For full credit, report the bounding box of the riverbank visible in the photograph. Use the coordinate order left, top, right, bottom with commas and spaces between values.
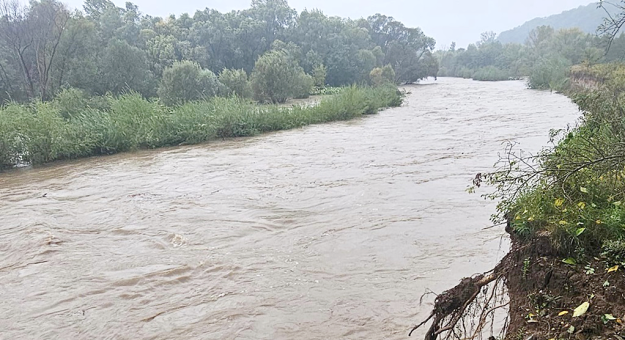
412, 67, 625, 340
0, 85, 402, 170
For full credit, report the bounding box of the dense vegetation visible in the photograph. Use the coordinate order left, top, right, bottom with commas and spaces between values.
497, 3, 615, 45
436, 26, 625, 89
0, 0, 438, 104
0, 0, 438, 168
473, 63, 625, 258
0, 85, 402, 169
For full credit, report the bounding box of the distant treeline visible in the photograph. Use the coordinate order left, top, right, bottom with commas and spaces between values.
0, 0, 438, 104
436, 27, 625, 90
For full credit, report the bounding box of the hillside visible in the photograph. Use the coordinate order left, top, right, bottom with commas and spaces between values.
498, 2, 610, 44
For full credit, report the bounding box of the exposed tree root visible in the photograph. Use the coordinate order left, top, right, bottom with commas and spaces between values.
409, 262, 509, 340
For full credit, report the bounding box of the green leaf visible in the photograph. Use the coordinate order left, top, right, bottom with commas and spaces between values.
562, 258, 577, 265
575, 228, 586, 237
573, 302, 590, 317
580, 187, 588, 193
605, 314, 616, 320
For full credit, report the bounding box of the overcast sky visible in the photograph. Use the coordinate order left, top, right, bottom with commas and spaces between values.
60, 0, 598, 48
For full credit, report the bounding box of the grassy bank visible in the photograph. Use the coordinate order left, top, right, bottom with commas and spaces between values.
479, 63, 625, 258
411, 64, 625, 340
0, 85, 402, 169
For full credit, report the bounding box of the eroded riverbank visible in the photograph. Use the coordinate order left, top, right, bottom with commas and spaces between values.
0, 78, 580, 339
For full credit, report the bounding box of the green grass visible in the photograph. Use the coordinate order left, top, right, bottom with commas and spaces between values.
0, 85, 402, 169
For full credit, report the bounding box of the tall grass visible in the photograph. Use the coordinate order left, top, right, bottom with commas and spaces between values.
0, 85, 402, 169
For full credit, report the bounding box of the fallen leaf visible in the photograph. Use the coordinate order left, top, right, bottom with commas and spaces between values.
573, 302, 590, 317
563, 258, 577, 265
559, 311, 569, 316
608, 265, 619, 273
605, 314, 616, 320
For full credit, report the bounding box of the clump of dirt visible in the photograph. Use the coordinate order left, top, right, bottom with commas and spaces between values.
411, 231, 625, 340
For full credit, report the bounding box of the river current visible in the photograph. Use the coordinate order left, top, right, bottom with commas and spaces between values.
0, 78, 580, 339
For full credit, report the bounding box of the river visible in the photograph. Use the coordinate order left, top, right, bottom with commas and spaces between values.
0, 78, 580, 339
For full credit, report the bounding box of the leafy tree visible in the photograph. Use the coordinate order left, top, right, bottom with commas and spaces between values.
99, 39, 155, 96
311, 64, 327, 88
370, 64, 395, 86
251, 49, 308, 103
158, 60, 223, 105
219, 68, 251, 98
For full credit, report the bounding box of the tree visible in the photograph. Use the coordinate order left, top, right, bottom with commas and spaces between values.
369, 64, 395, 86
251, 49, 308, 103
29, 0, 71, 100
219, 68, 251, 98
311, 64, 326, 88
0, 0, 34, 98
158, 60, 223, 105
99, 38, 155, 96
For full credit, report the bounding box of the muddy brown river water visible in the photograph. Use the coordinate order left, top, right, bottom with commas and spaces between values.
0, 78, 580, 340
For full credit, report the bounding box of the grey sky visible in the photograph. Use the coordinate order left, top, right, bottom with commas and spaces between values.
61, 0, 598, 48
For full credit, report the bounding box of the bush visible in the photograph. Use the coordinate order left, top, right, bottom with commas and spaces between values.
292, 73, 314, 99
251, 50, 311, 103
312, 65, 327, 89
219, 68, 252, 98
158, 61, 224, 106
458, 67, 474, 79
370, 64, 396, 86
528, 55, 571, 91
472, 66, 510, 81
52, 88, 90, 120
479, 67, 625, 256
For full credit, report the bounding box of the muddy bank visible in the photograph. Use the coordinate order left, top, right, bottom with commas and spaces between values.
412, 229, 625, 340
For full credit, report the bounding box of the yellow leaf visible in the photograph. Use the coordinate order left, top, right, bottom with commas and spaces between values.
559, 220, 568, 225
559, 311, 569, 316
555, 198, 565, 207
573, 302, 590, 317
596, 220, 602, 224
580, 187, 588, 193
617, 319, 622, 324
608, 265, 619, 273
577, 202, 586, 209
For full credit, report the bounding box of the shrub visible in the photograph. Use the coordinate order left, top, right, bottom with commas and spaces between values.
219, 68, 252, 98
52, 88, 90, 120
158, 61, 224, 106
292, 73, 314, 99
472, 66, 510, 81
312, 65, 327, 89
528, 55, 571, 91
370, 64, 396, 86
250, 50, 311, 103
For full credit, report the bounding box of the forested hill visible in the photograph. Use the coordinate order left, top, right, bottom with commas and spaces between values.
498, 3, 609, 44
